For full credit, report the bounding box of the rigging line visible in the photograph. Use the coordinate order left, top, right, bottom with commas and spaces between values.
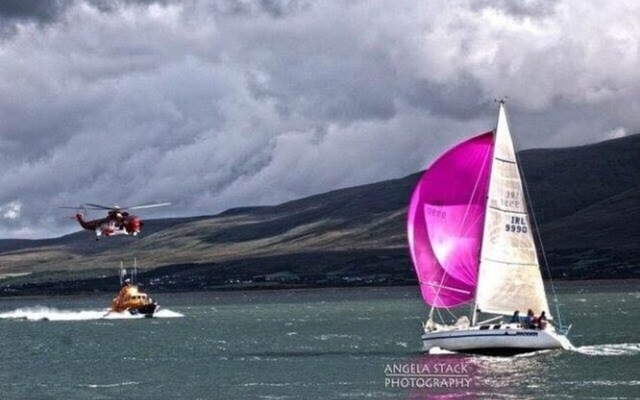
458, 213, 485, 281
435, 307, 443, 324
515, 144, 565, 330
435, 306, 458, 325
443, 304, 459, 322
421, 282, 470, 294
457, 140, 493, 237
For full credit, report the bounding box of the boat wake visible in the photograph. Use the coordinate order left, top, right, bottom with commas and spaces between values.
427, 346, 457, 355
571, 343, 640, 356
425, 343, 640, 357
0, 306, 184, 321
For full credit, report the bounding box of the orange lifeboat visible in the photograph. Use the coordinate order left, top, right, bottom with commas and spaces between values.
109, 260, 158, 316
110, 281, 158, 316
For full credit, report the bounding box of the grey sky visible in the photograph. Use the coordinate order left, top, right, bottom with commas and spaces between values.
0, 0, 638, 238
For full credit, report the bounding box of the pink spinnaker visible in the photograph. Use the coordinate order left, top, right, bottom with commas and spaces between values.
407, 132, 493, 308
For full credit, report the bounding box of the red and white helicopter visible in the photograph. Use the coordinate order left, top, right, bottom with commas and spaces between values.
61, 203, 170, 240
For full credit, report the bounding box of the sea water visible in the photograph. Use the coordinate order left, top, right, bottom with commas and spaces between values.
0, 281, 637, 399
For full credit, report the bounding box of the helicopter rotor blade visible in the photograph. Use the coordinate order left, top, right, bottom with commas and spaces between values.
59, 205, 91, 213
83, 203, 119, 211
125, 202, 171, 211
62, 202, 170, 212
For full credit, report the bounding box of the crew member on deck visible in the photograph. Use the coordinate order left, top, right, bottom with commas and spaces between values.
537, 311, 548, 330
524, 309, 535, 329
510, 310, 520, 324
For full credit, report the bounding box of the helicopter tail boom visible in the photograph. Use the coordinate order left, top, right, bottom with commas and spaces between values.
76, 213, 95, 231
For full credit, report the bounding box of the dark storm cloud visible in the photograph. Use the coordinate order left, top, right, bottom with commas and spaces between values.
0, 0, 638, 238
0, 0, 179, 21
0, 0, 70, 22
0, 0, 69, 37
0, 0, 179, 33
403, 75, 491, 121
246, 38, 399, 122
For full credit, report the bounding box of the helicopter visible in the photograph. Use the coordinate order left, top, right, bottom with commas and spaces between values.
60, 203, 170, 240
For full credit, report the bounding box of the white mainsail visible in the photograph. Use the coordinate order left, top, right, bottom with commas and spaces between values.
474, 103, 551, 318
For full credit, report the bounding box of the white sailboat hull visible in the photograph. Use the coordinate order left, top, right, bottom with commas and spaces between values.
422, 324, 566, 356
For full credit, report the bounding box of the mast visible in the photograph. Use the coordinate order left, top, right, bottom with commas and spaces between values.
119, 261, 124, 285
470, 101, 501, 326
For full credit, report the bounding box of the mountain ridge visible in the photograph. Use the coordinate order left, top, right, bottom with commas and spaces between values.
1, 134, 639, 293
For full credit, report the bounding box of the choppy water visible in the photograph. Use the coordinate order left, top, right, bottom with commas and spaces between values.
0, 282, 638, 399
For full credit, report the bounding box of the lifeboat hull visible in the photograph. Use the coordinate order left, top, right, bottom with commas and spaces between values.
130, 302, 159, 317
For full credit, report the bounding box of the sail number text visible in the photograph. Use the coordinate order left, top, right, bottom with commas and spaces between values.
425, 206, 446, 219
500, 190, 520, 209
505, 216, 528, 234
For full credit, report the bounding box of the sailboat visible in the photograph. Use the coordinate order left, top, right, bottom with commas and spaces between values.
408, 101, 571, 355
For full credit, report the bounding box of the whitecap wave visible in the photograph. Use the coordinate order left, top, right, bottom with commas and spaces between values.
78, 381, 140, 388
428, 346, 456, 355
314, 333, 361, 341
572, 343, 640, 356
0, 306, 184, 321
152, 309, 184, 318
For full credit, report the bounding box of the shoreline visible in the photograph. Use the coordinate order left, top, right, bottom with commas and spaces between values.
1, 278, 637, 299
